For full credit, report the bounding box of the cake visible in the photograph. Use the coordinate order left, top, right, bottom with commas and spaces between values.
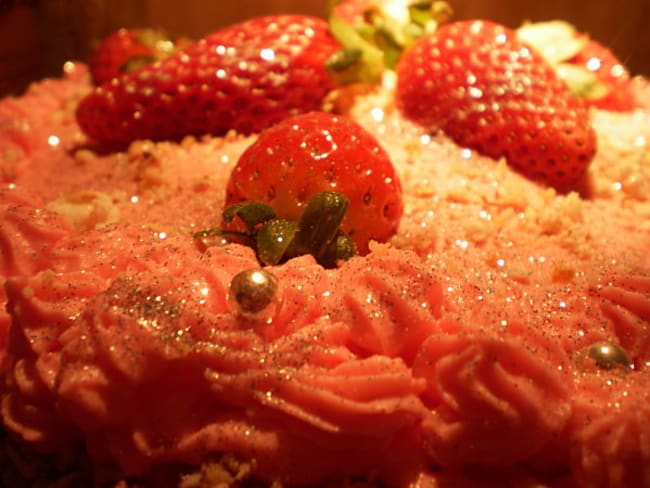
1, 2, 650, 487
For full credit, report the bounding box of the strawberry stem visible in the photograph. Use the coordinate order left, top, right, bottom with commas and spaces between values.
196, 192, 358, 268
326, 0, 452, 83
326, 9, 386, 84
326, 48, 363, 72
410, 1, 452, 31
193, 228, 255, 251
222, 201, 277, 233
120, 55, 158, 74
515, 21, 610, 101
294, 191, 349, 257
257, 219, 298, 265
319, 231, 357, 269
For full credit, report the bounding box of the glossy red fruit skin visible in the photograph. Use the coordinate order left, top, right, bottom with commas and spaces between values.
224, 112, 403, 255
395, 20, 597, 191
77, 15, 340, 147
569, 38, 638, 112
89, 28, 160, 85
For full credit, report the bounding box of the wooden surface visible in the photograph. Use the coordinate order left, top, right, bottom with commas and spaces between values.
1, 0, 649, 96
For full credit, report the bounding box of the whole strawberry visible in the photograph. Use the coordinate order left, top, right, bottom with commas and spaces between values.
396, 20, 597, 190
568, 37, 638, 111
516, 21, 639, 112
77, 15, 341, 147
89, 28, 179, 85
223, 111, 403, 256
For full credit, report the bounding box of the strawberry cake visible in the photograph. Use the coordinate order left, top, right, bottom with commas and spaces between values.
1, 2, 650, 487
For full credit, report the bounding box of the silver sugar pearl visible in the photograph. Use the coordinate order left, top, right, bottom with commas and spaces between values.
229, 268, 279, 319
588, 341, 633, 371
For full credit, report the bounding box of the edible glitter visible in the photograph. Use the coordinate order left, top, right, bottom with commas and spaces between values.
610, 64, 625, 78
63, 61, 76, 73
469, 87, 483, 99
585, 57, 601, 71
260, 48, 275, 61
371, 107, 385, 122
47, 135, 60, 147
460, 148, 473, 159
479, 210, 492, 221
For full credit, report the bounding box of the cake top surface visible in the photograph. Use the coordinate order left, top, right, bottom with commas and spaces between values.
1, 2, 650, 487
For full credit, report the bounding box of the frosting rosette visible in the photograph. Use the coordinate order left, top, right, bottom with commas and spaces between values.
412, 316, 571, 467
590, 272, 650, 366
2, 186, 650, 486
0, 201, 444, 484
568, 370, 650, 488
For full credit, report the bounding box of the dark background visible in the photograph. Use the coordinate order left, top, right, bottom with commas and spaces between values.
1, 0, 648, 97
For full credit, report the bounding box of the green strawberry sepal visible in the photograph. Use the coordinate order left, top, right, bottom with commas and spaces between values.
325, 0, 452, 84
195, 191, 358, 268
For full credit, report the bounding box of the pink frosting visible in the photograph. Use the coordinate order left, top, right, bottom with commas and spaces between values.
0, 199, 436, 483
413, 317, 571, 467
1, 65, 650, 488
0, 64, 89, 183
591, 273, 650, 366
2, 189, 650, 486
568, 370, 650, 488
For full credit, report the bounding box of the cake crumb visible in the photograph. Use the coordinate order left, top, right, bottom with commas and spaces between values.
46, 189, 121, 231
179, 456, 263, 488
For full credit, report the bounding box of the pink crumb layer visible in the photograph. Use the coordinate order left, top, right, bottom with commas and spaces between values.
0, 65, 649, 487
